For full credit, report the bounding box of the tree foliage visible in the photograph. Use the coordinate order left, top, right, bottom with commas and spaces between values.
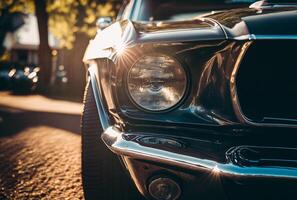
1, 0, 117, 49
48, 0, 116, 49
0, 0, 34, 15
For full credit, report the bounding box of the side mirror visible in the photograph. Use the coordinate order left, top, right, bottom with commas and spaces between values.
96, 17, 113, 30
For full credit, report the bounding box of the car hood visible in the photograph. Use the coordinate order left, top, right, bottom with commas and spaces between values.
83, 19, 224, 61
132, 19, 225, 43
206, 6, 297, 38
83, 5, 297, 62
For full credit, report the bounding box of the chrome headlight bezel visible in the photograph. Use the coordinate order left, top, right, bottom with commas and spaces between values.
125, 53, 189, 113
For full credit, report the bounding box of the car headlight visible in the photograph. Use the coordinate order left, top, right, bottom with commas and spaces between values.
127, 54, 187, 111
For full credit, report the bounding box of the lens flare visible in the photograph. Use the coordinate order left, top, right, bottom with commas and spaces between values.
212, 165, 221, 174
115, 42, 127, 56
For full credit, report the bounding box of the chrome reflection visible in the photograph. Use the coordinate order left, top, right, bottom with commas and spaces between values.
102, 126, 297, 179
235, 34, 297, 40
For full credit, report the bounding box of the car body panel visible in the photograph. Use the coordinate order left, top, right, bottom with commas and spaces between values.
83, 19, 226, 62
207, 7, 297, 38
83, 1, 297, 199
84, 5, 297, 64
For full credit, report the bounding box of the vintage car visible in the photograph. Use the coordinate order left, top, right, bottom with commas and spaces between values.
82, 0, 297, 199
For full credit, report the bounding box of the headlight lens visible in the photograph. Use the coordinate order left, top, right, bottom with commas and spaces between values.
127, 54, 187, 111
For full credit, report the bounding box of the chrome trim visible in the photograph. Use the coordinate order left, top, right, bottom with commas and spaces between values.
234, 34, 297, 40
205, 17, 229, 39
234, 34, 256, 40
254, 35, 297, 40
250, 1, 297, 9
230, 42, 253, 124
88, 63, 110, 130
102, 126, 297, 179
131, 0, 143, 21
230, 41, 297, 128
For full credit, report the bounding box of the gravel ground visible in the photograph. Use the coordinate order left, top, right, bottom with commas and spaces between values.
0, 93, 84, 200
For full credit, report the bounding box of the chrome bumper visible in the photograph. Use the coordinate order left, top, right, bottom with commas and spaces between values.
102, 126, 297, 180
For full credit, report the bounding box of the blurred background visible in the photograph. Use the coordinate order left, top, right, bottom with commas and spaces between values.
0, 0, 120, 99
0, 1, 120, 199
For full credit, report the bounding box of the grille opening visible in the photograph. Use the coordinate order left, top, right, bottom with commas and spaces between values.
236, 40, 297, 123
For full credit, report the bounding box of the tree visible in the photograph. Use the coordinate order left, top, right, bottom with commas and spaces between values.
34, 0, 52, 89
0, 0, 118, 93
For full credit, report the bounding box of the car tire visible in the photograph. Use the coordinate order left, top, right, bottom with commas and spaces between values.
81, 79, 144, 200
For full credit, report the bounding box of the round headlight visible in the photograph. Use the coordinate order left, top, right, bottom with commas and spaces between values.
127, 54, 187, 111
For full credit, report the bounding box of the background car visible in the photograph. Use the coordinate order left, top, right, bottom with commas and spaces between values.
10, 64, 39, 94
0, 62, 40, 93
82, 0, 297, 200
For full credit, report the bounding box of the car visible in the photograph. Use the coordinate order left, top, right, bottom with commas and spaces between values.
82, 0, 297, 199
0, 62, 39, 93
10, 65, 39, 93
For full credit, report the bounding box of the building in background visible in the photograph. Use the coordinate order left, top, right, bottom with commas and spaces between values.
4, 14, 60, 65
3, 14, 68, 89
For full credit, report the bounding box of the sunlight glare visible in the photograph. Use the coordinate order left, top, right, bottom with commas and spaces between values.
115, 42, 127, 56
212, 165, 220, 174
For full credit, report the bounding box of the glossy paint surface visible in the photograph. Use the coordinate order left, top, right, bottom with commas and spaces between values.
207, 6, 297, 38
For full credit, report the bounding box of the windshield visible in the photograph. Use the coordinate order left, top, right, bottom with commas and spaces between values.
138, 0, 257, 21
137, 0, 259, 21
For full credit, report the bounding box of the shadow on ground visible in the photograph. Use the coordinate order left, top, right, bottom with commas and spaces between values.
0, 106, 81, 136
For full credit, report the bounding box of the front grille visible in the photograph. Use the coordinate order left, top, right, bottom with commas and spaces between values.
236, 40, 297, 123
